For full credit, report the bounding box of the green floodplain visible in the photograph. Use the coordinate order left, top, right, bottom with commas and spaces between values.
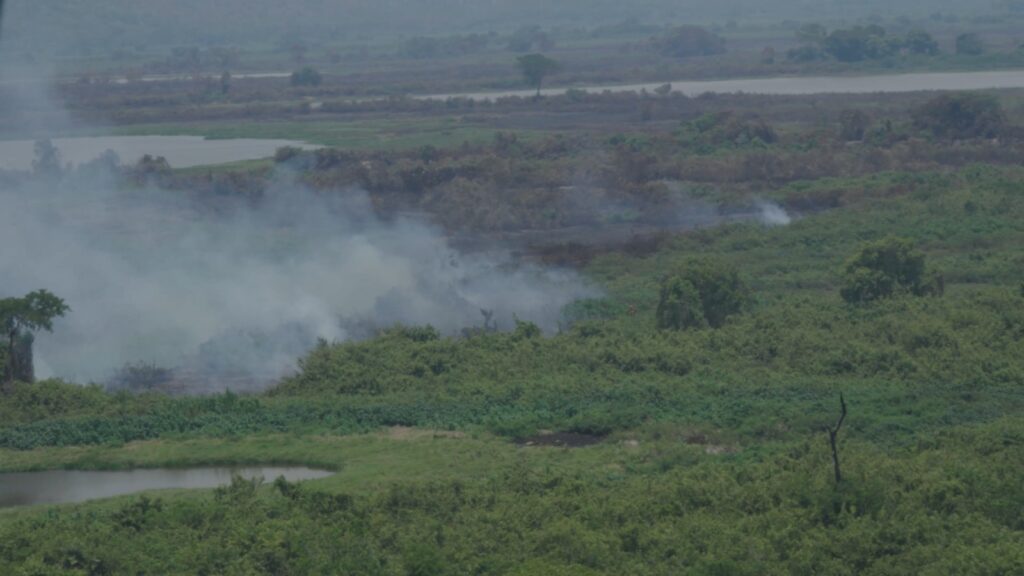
2, 3, 1024, 574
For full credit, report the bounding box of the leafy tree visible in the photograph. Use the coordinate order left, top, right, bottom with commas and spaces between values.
0, 290, 69, 387
823, 26, 896, 62
290, 66, 322, 87
840, 237, 939, 303
955, 33, 985, 55
653, 26, 726, 58
656, 259, 750, 330
516, 54, 560, 97
903, 30, 939, 55
32, 139, 62, 177
912, 93, 1005, 139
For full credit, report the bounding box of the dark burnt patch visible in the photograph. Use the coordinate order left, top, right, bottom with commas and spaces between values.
516, 432, 606, 448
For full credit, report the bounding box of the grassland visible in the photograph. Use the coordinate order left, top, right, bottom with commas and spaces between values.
3, 10, 1024, 569
0, 161, 1022, 573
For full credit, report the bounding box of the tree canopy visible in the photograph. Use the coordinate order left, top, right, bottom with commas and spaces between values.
516, 54, 560, 97
290, 67, 323, 87
840, 237, 940, 303
656, 259, 750, 330
912, 93, 1006, 140
955, 33, 985, 55
1, 290, 69, 386
652, 26, 726, 58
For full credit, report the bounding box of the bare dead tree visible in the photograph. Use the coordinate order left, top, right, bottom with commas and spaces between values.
480, 309, 496, 332
826, 393, 847, 485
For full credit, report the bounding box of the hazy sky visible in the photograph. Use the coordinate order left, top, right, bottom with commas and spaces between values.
2, 0, 992, 53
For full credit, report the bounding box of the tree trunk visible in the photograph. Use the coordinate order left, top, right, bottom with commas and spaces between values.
827, 393, 847, 485
4, 329, 15, 389
14, 332, 34, 383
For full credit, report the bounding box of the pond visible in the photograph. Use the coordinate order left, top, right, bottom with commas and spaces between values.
0, 135, 318, 172
0, 467, 333, 508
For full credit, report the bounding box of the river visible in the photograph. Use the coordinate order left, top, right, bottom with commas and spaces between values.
0, 467, 333, 508
419, 69, 1024, 101
0, 135, 318, 171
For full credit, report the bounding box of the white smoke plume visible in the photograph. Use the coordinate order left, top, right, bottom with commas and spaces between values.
756, 200, 792, 227
0, 168, 595, 388
0, 2, 595, 391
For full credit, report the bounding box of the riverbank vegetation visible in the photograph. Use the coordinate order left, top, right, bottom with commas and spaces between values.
3, 3, 1024, 570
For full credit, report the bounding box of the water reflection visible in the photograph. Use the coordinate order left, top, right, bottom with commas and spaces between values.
0, 467, 332, 508
422, 69, 1024, 101
0, 136, 318, 172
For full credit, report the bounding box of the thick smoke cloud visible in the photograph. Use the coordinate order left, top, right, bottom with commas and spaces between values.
0, 4, 594, 392
0, 167, 595, 389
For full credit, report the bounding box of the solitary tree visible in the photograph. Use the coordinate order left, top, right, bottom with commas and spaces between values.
840, 237, 941, 304
32, 139, 63, 177
955, 33, 985, 55
0, 290, 69, 388
290, 67, 322, 87
657, 259, 751, 330
904, 30, 939, 55
220, 70, 232, 95
516, 54, 560, 98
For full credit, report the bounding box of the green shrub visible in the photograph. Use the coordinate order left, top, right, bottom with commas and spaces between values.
656, 259, 751, 330
955, 33, 985, 55
840, 237, 940, 303
290, 67, 323, 87
912, 93, 1005, 140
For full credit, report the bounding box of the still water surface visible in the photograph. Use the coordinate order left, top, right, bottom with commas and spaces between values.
0, 467, 333, 508
0, 135, 317, 172
422, 69, 1024, 101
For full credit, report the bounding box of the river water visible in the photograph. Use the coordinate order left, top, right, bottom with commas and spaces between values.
420, 69, 1024, 101
0, 467, 333, 508
0, 135, 317, 172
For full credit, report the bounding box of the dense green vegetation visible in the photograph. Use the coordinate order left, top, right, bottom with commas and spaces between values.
4, 0, 1024, 572
0, 291, 69, 388
1, 162, 1022, 573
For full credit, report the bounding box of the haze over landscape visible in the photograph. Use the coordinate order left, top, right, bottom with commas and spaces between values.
0, 0, 1023, 573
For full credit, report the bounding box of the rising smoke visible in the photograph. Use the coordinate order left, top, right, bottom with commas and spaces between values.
756, 200, 793, 227
0, 164, 595, 389
0, 8, 594, 390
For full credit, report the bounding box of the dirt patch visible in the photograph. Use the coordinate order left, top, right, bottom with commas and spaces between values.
516, 432, 606, 448
385, 426, 465, 441
682, 432, 738, 455
684, 433, 709, 445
